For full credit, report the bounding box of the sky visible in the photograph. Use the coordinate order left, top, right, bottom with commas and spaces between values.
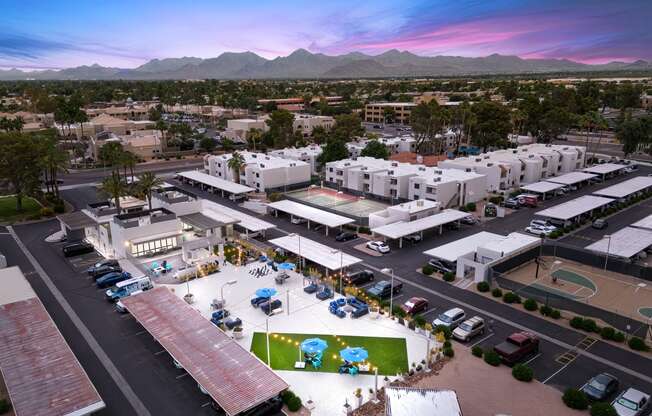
0, 0, 650, 70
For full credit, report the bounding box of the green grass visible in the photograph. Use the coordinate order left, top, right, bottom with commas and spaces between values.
0, 196, 41, 223
250, 332, 409, 375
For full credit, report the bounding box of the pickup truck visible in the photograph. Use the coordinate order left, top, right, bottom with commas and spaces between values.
366, 280, 403, 299
494, 332, 539, 365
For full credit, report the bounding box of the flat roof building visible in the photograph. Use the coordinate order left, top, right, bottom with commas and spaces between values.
365, 102, 416, 125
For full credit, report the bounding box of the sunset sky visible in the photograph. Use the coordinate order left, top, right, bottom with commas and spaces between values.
1, 0, 650, 69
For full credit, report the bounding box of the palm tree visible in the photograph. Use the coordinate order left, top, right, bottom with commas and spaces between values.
137, 172, 164, 210
227, 151, 245, 184
100, 172, 126, 212
248, 128, 262, 152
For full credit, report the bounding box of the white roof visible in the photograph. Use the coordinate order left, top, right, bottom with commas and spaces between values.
372, 209, 469, 240
385, 387, 462, 416
521, 181, 565, 194
535, 195, 614, 221
545, 171, 597, 185
482, 232, 541, 256
268, 235, 362, 270
178, 170, 255, 194
593, 176, 652, 199
423, 231, 504, 263
585, 227, 652, 258
631, 214, 652, 231
0, 266, 37, 306
583, 163, 626, 175
202, 200, 276, 232
267, 199, 354, 228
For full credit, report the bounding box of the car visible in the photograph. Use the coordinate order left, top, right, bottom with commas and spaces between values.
96, 271, 132, 289
366, 241, 390, 254
290, 217, 307, 225
343, 270, 374, 286
366, 280, 403, 299
87, 259, 120, 275
428, 258, 455, 275
452, 316, 486, 342
581, 373, 619, 401
589, 176, 604, 184
494, 332, 539, 365
89, 264, 122, 280
612, 388, 650, 416
592, 219, 608, 230
525, 225, 556, 236
62, 241, 95, 257
400, 297, 429, 315
335, 231, 358, 242
503, 198, 521, 209
404, 233, 422, 243
210, 309, 231, 325
561, 186, 571, 193
569, 185, 579, 191
432, 308, 466, 329
461, 215, 478, 225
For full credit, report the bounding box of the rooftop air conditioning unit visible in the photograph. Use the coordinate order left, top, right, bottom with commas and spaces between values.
392, 162, 398, 167
418, 167, 426, 171
417, 200, 424, 207
475, 158, 482, 162
487, 163, 493, 167
260, 164, 265, 168
466, 168, 472, 172
484, 156, 490, 159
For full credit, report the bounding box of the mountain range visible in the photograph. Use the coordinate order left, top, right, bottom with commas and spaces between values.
1, 49, 650, 81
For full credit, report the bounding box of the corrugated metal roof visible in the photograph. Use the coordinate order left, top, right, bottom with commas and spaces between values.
385, 387, 462, 416
121, 287, 287, 416
56, 211, 96, 230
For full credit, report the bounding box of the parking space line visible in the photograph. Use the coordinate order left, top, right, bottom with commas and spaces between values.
523, 353, 542, 365
469, 332, 495, 348
175, 373, 189, 380
421, 308, 438, 316
543, 361, 573, 384
154, 350, 167, 356
201, 402, 211, 408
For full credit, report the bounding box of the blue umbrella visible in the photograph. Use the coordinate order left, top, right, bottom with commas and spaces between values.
150, 261, 160, 269
278, 262, 296, 271
301, 338, 328, 354
255, 288, 278, 298
340, 347, 368, 363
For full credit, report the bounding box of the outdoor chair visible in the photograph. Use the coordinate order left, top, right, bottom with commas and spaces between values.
316, 287, 333, 300
336, 298, 347, 307
303, 283, 318, 294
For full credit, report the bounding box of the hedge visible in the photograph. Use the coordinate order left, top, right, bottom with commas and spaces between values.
589, 402, 618, 416
476, 281, 490, 292
287, 396, 302, 412
443, 347, 455, 358
434, 325, 452, 340
491, 288, 503, 298
483, 350, 501, 366
628, 337, 650, 351
523, 298, 538, 311
471, 346, 483, 357
562, 388, 589, 410
512, 363, 534, 382
443, 272, 455, 282
502, 292, 521, 304
422, 264, 435, 275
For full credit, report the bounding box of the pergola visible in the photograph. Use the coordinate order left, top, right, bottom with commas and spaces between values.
177, 170, 255, 198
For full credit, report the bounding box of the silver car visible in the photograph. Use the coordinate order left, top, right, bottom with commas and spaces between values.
452, 316, 486, 341
432, 307, 466, 330
612, 388, 650, 416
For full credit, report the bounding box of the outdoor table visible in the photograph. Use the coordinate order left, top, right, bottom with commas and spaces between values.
341, 305, 354, 313
294, 361, 306, 369
357, 364, 370, 372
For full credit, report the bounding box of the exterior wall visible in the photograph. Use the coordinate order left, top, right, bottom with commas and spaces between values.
293, 115, 334, 137
364, 103, 416, 124
110, 218, 180, 258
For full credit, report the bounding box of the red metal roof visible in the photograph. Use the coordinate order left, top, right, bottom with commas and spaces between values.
121, 287, 288, 416
0, 298, 105, 416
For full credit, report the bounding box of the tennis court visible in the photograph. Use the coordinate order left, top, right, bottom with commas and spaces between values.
285, 187, 389, 218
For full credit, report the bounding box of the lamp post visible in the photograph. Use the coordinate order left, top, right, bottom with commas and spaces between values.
331, 249, 344, 293
220, 279, 237, 306
604, 235, 612, 271
381, 268, 395, 318
289, 233, 302, 273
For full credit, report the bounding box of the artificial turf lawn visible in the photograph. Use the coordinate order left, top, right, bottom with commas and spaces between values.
250, 332, 409, 375
0, 196, 40, 223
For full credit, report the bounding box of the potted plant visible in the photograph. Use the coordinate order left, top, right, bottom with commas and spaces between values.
233, 326, 244, 339
183, 293, 195, 304
354, 388, 363, 408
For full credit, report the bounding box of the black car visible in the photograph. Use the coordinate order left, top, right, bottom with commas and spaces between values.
367, 280, 402, 299
581, 373, 619, 401
335, 231, 358, 242
343, 270, 374, 286
62, 241, 95, 257
89, 264, 122, 279
87, 259, 119, 275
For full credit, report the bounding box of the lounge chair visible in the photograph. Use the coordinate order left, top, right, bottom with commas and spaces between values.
316, 287, 334, 300
303, 283, 318, 294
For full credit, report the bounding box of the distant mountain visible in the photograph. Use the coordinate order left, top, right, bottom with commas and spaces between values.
0, 50, 650, 80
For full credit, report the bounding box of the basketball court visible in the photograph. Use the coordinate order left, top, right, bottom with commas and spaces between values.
285, 187, 389, 218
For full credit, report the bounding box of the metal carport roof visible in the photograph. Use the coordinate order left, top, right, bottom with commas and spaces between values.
56, 211, 96, 230
521, 181, 564, 194
268, 199, 355, 228
179, 212, 228, 230
202, 200, 276, 233
585, 227, 652, 259
545, 172, 596, 185
535, 195, 614, 221
423, 231, 504, 263
371, 209, 469, 240
583, 163, 626, 175
268, 234, 362, 270
593, 176, 652, 199
178, 170, 255, 194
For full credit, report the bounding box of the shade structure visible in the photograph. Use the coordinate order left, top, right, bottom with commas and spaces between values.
340, 347, 368, 362
277, 262, 296, 271
301, 338, 328, 354
255, 288, 278, 298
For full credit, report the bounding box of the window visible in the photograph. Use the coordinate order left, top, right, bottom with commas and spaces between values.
414, 183, 420, 189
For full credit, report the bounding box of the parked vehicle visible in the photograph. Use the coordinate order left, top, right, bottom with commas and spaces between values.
89, 264, 122, 280
290, 217, 307, 225
87, 259, 119, 275
210, 309, 230, 325
343, 270, 374, 286
428, 258, 456, 275
404, 234, 422, 243
260, 299, 282, 315
62, 241, 95, 257
494, 332, 539, 365
432, 308, 466, 329
503, 198, 521, 209
452, 316, 486, 342
525, 225, 556, 236
366, 280, 402, 299
96, 271, 132, 289
105, 276, 152, 302
592, 219, 608, 230
612, 388, 649, 416
366, 241, 390, 254
589, 176, 604, 184
335, 231, 358, 242
516, 194, 539, 208
400, 297, 428, 315
581, 373, 619, 401
461, 215, 478, 225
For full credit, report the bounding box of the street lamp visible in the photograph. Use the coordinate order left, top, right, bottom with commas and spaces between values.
604, 235, 612, 271
331, 249, 344, 293
381, 268, 395, 318
220, 279, 238, 306
289, 233, 301, 273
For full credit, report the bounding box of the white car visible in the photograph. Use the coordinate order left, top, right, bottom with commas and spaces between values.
291, 217, 307, 225
366, 241, 390, 254
525, 225, 556, 236
612, 388, 650, 416
432, 307, 466, 329
452, 316, 486, 342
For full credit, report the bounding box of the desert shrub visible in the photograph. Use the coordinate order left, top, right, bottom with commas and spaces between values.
40, 207, 54, 217
0, 399, 10, 414
628, 337, 650, 351
612, 332, 625, 343
392, 305, 406, 318
476, 281, 490, 292
465, 202, 477, 212
502, 292, 521, 304
281, 390, 296, 404
443, 347, 455, 357
589, 402, 617, 416
483, 350, 501, 366
570, 316, 584, 329
512, 363, 534, 382
434, 325, 452, 340
443, 340, 452, 349
413, 315, 426, 328
581, 318, 599, 333
600, 327, 616, 340
550, 309, 561, 319
287, 396, 302, 412
422, 264, 435, 275
471, 345, 483, 357
269, 192, 283, 202
359, 227, 370, 234
562, 388, 589, 410
491, 288, 503, 298
523, 298, 538, 311
443, 272, 455, 282
53, 201, 65, 213
539, 305, 552, 316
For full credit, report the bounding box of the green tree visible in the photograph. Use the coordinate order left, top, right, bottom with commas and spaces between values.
199, 137, 216, 153
619, 116, 652, 156
266, 109, 295, 148
41, 138, 69, 197
137, 172, 164, 210
311, 125, 327, 145
98, 141, 125, 176
99, 172, 126, 212
227, 151, 245, 184
247, 128, 262, 152
0, 132, 42, 211
318, 139, 348, 164
331, 113, 365, 142
360, 139, 389, 159
470, 101, 512, 152
410, 101, 448, 154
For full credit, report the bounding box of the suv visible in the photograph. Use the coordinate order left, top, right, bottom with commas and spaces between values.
87, 259, 119, 275
366, 241, 390, 254
96, 271, 132, 289
62, 241, 95, 257
400, 297, 428, 315
89, 264, 122, 280
428, 259, 455, 275
592, 219, 608, 230
432, 308, 466, 329
503, 198, 520, 209
452, 316, 486, 341
343, 270, 374, 286
367, 280, 402, 299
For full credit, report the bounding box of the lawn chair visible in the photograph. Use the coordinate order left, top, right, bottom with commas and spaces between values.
303, 282, 318, 294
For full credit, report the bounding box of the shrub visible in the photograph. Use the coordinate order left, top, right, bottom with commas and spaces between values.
539, 305, 552, 316
392, 305, 406, 318
287, 396, 302, 412
600, 326, 616, 340
562, 388, 589, 410
476, 281, 490, 292
281, 390, 296, 404
40, 207, 55, 217
422, 264, 435, 275
269, 192, 283, 202
483, 350, 501, 366
491, 288, 503, 298
628, 337, 650, 351
502, 292, 521, 304
0, 399, 10, 414
612, 332, 625, 343
465, 202, 477, 212
581, 318, 599, 333
53, 201, 65, 213
443, 272, 455, 282
359, 227, 371, 234
523, 298, 538, 311
471, 345, 483, 357
413, 314, 426, 328
434, 324, 452, 340
550, 309, 561, 319
443, 340, 452, 349
512, 363, 534, 382
443, 347, 455, 358
489, 196, 503, 204
590, 402, 618, 416
570, 316, 584, 329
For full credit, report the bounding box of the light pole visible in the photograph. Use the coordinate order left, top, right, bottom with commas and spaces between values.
331, 249, 344, 293
220, 279, 237, 307
290, 233, 302, 273
381, 268, 394, 318
604, 235, 612, 271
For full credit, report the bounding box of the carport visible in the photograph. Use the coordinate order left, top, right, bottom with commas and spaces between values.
631, 214, 652, 231
586, 227, 652, 261
267, 199, 354, 235
268, 234, 362, 275
177, 170, 255, 199
583, 163, 627, 180
203, 200, 276, 237
545, 171, 597, 187
520, 181, 565, 200
534, 195, 614, 226
592, 176, 652, 201
56, 210, 96, 241
371, 209, 470, 248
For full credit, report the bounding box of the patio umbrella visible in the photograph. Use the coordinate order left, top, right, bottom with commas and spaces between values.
277, 262, 296, 271
300, 338, 328, 354
340, 347, 368, 363
255, 288, 278, 298
150, 261, 160, 269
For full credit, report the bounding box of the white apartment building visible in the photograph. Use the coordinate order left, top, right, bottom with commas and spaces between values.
269, 145, 322, 174
347, 136, 417, 158
293, 114, 334, 137
223, 118, 269, 141
368, 199, 440, 229
205, 151, 311, 192
325, 157, 486, 208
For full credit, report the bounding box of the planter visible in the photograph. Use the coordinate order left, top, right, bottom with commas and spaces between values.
183, 293, 195, 304
233, 327, 244, 339
355, 395, 363, 408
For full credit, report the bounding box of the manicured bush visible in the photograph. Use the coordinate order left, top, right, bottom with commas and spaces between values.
443, 340, 452, 349
581, 318, 599, 333
443, 272, 455, 282
600, 326, 616, 340
476, 281, 490, 292
512, 363, 534, 382
0, 399, 10, 414
491, 288, 503, 298
40, 206, 54, 217
590, 402, 618, 416
612, 331, 625, 343
422, 264, 435, 275
502, 292, 521, 304
550, 309, 561, 319
281, 390, 296, 404
471, 345, 483, 357
392, 305, 407, 318
523, 298, 538, 311
483, 350, 501, 366
628, 337, 650, 351
465, 202, 477, 212
359, 227, 371, 234
539, 305, 552, 316
443, 347, 455, 358
562, 388, 589, 410
570, 316, 584, 329
434, 324, 452, 340
413, 314, 426, 328
287, 396, 302, 412
53, 201, 65, 213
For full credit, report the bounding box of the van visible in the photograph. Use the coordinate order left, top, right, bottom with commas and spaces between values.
105, 276, 153, 302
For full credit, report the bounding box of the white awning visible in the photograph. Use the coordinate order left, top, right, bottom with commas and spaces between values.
585, 227, 652, 259
535, 195, 614, 221
268, 235, 362, 270
423, 231, 504, 263
545, 172, 596, 185
268, 199, 354, 228
177, 170, 255, 194
371, 209, 469, 240
583, 163, 626, 175
202, 200, 275, 233
593, 176, 652, 199
521, 181, 564, 194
